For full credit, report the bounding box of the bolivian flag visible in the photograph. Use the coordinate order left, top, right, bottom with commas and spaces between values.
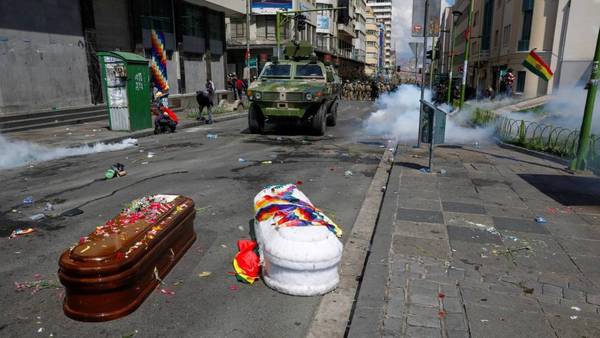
522, 49, 553, 81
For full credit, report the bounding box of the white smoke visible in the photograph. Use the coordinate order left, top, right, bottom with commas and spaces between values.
0, 135, 138, 170
364, 85, 494, 143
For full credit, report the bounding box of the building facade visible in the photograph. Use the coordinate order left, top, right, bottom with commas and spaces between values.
440, 0, 600, 99
366, 0, 392, 70
0, 0, 244, 115
364, 6, 380, 76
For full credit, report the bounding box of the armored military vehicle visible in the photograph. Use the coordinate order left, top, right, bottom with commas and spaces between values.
247, 42, 341, 135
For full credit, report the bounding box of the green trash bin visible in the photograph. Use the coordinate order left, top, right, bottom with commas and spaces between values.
98, 51, 152, 131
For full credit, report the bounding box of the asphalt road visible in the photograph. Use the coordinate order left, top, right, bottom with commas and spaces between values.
0, 101, 387, 338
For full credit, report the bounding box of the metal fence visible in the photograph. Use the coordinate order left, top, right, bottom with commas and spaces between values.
473, 109, 600, 173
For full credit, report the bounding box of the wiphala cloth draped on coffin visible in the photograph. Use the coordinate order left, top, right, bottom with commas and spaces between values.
254, 184, 342, 237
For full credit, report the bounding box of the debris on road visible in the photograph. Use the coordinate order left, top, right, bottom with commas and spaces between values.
159, 288, 176, 296
534, 216, 547, 224
14, 278, 61, 294
9, 228, 36, 238
30, 213, 45, 221
238, 158, 247, 163
23, 196, 34, 205
571, 306, 581, 311
206, 133, 218, 139
43, 202, 54, 212
198, 272, 212, 278
440, 169, 447, 175
419, 168, 431, 173
344, 170, 353, 177
61, 208, 84, 217
147, 152, 155, 158
261, 160, 272, 164
105, 163, 126, 179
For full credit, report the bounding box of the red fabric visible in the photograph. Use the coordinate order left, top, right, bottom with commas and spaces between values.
162, 107, 179, 123
236, 79, 244, 90
234, 239, 260, 281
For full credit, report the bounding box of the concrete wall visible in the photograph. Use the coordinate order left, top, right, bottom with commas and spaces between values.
211, 56, 225, 90
184, 59, 207, 92
93, 0, 131, 51
0, 0, 91, 115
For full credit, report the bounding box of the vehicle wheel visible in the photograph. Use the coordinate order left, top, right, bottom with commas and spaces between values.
248, 103, 264, 134
326, 101, 338, 127
311, 104, 327, 136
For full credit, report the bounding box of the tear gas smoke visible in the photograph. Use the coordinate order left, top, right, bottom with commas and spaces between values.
364, 85, 494, 143
0, 135, 138, 170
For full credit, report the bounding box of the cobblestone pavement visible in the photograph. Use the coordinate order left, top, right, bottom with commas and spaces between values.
348, 143, 600, 338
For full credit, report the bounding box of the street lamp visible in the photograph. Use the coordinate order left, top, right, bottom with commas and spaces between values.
446, 10, 462, 105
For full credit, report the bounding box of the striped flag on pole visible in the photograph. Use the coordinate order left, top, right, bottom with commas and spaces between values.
522, 49, 553, 81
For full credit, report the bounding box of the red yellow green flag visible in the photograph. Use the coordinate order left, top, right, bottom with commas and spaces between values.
522, 49, 553, 81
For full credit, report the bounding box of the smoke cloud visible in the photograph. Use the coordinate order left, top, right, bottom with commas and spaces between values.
0, 135, 138, 170
364, 85, 494, 143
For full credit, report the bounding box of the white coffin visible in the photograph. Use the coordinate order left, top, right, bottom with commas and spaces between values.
254, 185, 343, 296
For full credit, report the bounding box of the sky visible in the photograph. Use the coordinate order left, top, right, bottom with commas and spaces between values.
391, 0, 454, 62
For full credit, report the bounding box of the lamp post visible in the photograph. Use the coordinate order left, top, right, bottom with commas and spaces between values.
446, 10, 462, 105
458, 0, 473, 109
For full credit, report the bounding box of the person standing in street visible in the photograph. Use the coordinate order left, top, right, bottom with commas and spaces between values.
196, 89, 213, 124
504, 68, 515, 97
235, 76, 245, 100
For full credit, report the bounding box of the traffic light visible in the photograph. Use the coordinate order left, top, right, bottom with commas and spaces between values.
296, 14, 307, 31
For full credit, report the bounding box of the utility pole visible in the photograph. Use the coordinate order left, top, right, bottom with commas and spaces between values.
417, 0, 429, 147
458, 0, 473, 109
569, 29, 600, 171
429, 37, 436, 90
246, 0, 251, 83
447, 10, 461, 105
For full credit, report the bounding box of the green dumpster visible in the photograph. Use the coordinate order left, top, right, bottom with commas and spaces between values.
98, 51, 152, 131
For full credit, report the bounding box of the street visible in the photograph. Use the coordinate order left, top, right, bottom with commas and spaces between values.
0, 102, 385, 337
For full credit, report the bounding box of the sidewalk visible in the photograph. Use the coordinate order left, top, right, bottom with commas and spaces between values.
348, 143, 600, 338
4, 110, 247, 148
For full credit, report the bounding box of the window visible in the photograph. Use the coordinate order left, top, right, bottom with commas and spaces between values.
230, 18, 245, 39
502, 24, 511, 47
519, 1, 534, 51
296, 65, 324, 78
260, 64, 291, 78
473, 11, 478, 26
208, 12, 223, 41
516, 71, 526, 92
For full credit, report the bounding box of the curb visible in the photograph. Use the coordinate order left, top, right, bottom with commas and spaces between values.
494, 138, 569, 166
306, 144, 395, 338
71, 111, 247, 148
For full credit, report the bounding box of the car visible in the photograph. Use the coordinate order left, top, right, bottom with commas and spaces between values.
246, 42, 341, 135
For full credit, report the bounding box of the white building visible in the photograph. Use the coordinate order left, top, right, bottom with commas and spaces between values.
366, 0, 392, 70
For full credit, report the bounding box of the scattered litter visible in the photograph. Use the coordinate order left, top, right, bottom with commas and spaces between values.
506, 235, 519, 242
141, 161, 149, 165
238, 158, 247, 163
480, 319, 489, 322
206, 133, 218, 139
466, 221, 499, 236
261, 160, 272, 164
12, 209, 18, 213
238, 226, 245, 231
30, 214, 45, 221
276, 137, 283, 141
198, 271, 212, 278
159, 288, 175, 296
37, 328, 44, 333
570, 315, 578, 320
221, 244, 227, 248
14, 278, 60, 294
296, 180, 303, 185
43, 202, 54, 212
344, 170, 353, 177
61, 208, 84, 217
23, 196, 34, 205
439, 169, 447, 175
419, 168, 431, 173
121, 330, 139, 338
381, 186, 386, 192
9, 228, 36, 239
147, 152, 155, 158
571, 306, 581, 312
534, 216, 547, 224
410, 154, 420, 158
105, 163, 126, 179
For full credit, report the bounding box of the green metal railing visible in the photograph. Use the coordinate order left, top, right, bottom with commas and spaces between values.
471, 109, 600, 173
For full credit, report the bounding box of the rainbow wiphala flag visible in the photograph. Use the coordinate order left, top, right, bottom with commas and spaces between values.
150, 30, 169, 92
522, 49, 553, 81
254, 184, 343, 237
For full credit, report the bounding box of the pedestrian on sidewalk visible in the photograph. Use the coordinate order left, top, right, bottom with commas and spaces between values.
152, 102, 178, 134
235, 76, 245, 100
195, 89, 213, 124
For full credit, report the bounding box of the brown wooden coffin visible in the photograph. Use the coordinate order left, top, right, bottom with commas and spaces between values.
58, 194, 196, 322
